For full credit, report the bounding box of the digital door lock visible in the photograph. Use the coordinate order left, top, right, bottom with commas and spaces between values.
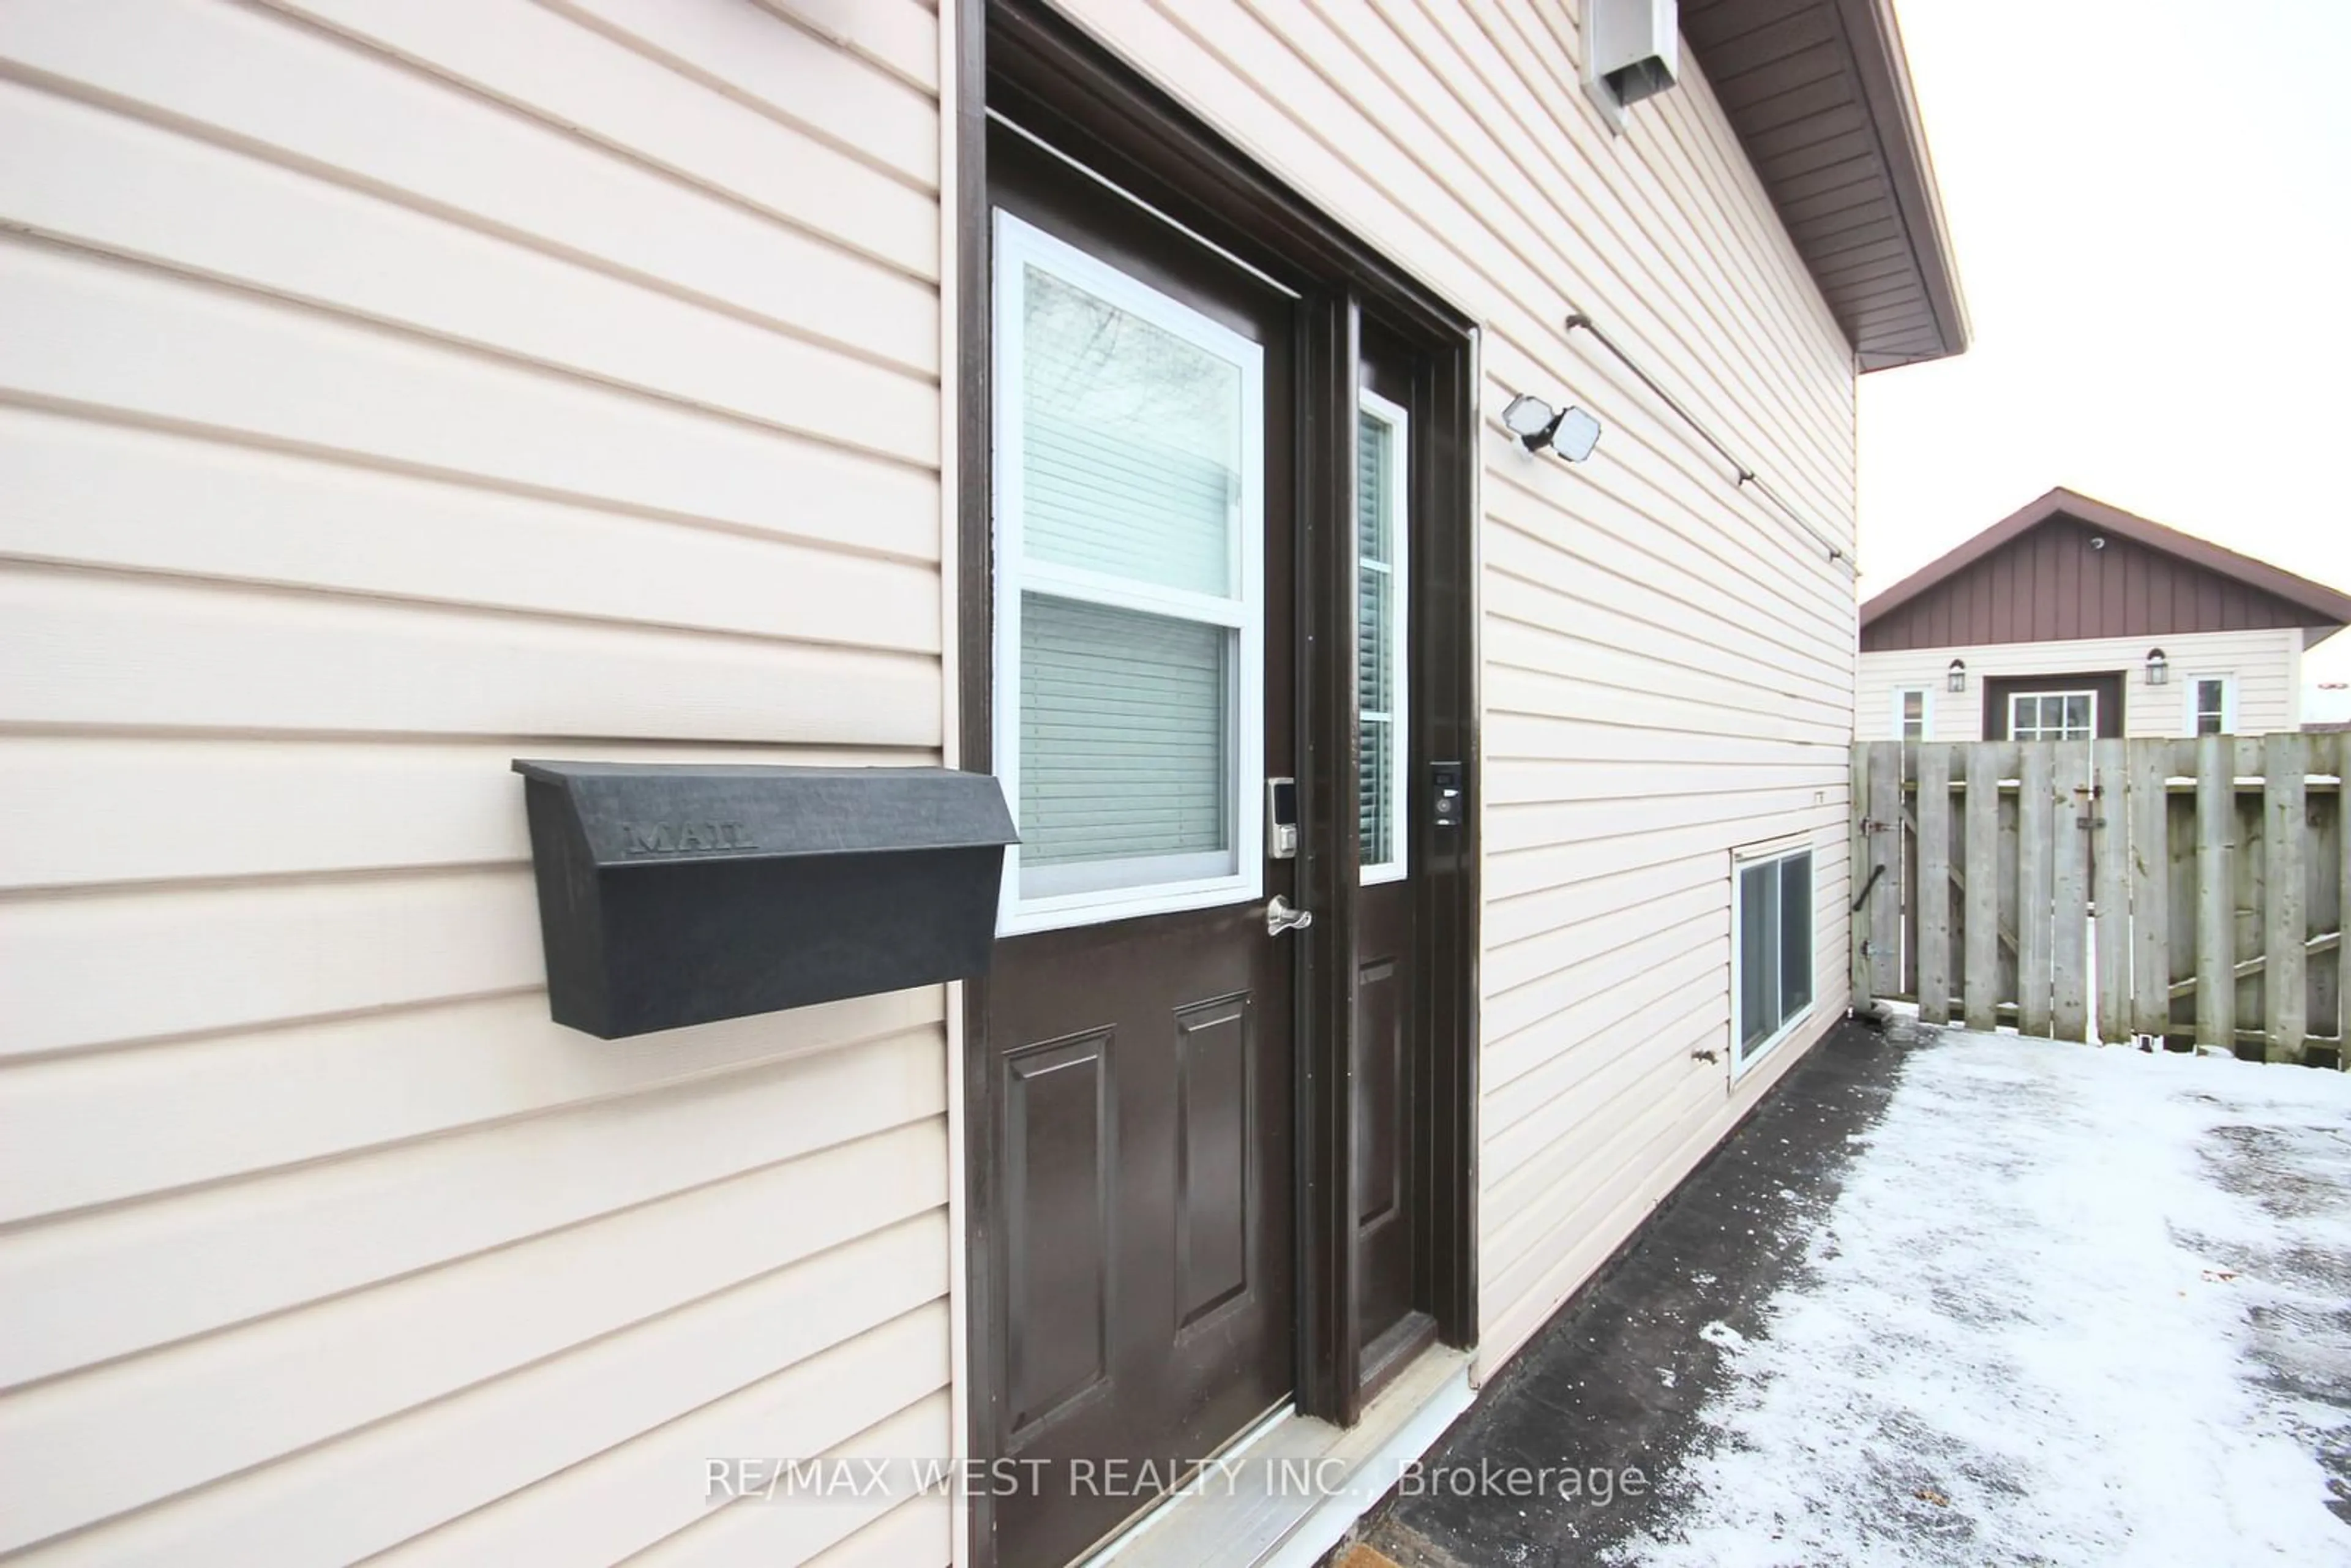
1266, 777, 1298, 860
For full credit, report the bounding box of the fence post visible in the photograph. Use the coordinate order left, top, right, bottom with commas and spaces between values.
2196, 734, 2235, 1051
2339, 732, 2351, 1064
1917, 744, 1952, 1025
2018, 745, 2055, 1038
1852, 741, 1872, 1010
1868, 741, 1903, 1000
2128, 739, 2171, 1039
2050, 741, 2092, 1042
2266, 732, 2309, 1062
2094, 738, 2131, 1041
1963, 745, 2000, 1031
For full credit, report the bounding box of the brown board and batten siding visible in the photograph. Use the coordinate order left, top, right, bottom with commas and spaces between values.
1864, 511, 2344, 652
0, 2, 951, 1565
1048, 0, 1865, 1373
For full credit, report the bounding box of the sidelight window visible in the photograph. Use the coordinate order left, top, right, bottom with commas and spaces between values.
991, 212, 1264, 933
1356, 389, 1409, 884
1733, 841, 1815, 1077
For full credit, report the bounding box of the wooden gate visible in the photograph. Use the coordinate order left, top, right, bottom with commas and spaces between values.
1851, 735, 2351, 1062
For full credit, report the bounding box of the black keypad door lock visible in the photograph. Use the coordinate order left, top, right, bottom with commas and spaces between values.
1431, 762, 1464, 830
1265, 776, 1299, 860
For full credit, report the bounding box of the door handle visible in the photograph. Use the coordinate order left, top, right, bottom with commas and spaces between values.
1264, 895, 1314, 936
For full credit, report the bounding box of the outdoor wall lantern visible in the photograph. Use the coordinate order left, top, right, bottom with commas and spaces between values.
2145, 648, 2169, 686
1946, 659, 1967, 694
1501, 392, 1603, 463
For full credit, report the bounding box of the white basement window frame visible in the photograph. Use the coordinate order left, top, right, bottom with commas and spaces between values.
2188, 673, 2237, 737
1357, 386, 1409, 886
990, 210, 1266, 936
1730, 837, 1817, 1080
1893, 685, 1932, 742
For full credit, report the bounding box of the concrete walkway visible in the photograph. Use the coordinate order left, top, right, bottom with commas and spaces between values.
1345, 1022, 2351, 1566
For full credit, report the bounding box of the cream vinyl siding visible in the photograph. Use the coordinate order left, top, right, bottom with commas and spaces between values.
1052, 0, 1860, 1375
1857, 628, 2307, 741
0, 2, 948, 1564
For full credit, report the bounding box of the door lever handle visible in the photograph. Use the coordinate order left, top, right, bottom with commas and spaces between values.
1264, 895, 1314, 936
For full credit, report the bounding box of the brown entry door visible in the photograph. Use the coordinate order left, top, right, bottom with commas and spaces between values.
982, 144, 1302, 1568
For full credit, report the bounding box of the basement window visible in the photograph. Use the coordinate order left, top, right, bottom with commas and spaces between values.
1733, 841, 1815, 1078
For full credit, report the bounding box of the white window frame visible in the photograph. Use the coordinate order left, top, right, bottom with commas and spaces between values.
1730, 836, 1818, 1081
2009, 689, 2098, 742
1358, 386, 1410, 887
1892, 685, 1933, 742
2187, 673, 2237, 737
991, 211, 1265, 936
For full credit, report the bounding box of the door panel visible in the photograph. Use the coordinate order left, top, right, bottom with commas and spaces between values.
985, 128, 1298, 1568
1174, 993, 1254, 1328
1354, 960, 1401, 1234
1003, 1030, 1114, 1435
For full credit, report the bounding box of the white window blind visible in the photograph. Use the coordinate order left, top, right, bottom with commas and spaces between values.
1018, 595, 1226, 870
991, 212, 1265, 931
1356, 390, 1408, 884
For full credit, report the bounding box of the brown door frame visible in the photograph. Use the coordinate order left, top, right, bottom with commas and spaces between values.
954, 4, 1479, 1559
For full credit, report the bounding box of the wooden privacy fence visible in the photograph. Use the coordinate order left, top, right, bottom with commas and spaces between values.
1851, 734, 2351, 1062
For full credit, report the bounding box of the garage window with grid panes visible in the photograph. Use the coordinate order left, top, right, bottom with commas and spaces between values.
2009, 690, 2096, 741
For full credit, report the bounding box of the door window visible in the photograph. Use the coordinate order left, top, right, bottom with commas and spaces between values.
991, 212, 1265, 932
2009, 690, 2096, 741
1356, 389, 1409, 884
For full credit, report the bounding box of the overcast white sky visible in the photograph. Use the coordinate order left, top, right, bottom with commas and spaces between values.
1858, 0, 2351, 721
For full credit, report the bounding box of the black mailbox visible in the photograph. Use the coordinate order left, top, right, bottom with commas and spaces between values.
512, 761, 1017, 1039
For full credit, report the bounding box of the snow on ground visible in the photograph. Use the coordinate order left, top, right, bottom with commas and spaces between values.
1618, 1030, 2351, 1567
